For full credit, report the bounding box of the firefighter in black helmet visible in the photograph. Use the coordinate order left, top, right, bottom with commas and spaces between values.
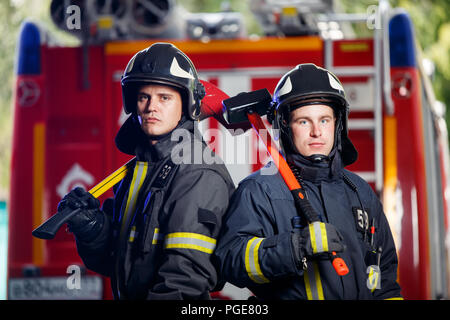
215, 63, 402, 300
121, 42, 206, 120
57, 43, 235, 300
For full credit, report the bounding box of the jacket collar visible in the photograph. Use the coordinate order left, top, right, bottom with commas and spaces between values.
287, 149, 343, 184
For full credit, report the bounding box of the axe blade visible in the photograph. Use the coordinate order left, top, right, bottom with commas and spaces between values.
222, 89, 272, 124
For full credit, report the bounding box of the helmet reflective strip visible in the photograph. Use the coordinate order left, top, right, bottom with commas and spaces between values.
165, 232, 216, 254
309, 222, 329, 254
120, 161, 148, 238
245, 237, 270, 284
125, 54, 136, 74
304, 261, 324, 300
170, 57, 195, 80
277, 76, 293, 98
328, 72, 344, 92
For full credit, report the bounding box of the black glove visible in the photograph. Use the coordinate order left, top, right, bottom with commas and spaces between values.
291, 221, 345, 268
58, 187, 104, 242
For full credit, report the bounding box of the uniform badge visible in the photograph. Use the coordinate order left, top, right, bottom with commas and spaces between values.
352, 207, 369, 233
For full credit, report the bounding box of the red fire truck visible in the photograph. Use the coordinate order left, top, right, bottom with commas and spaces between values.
7, 0, 450, 299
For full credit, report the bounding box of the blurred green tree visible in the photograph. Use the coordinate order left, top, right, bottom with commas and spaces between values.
340, 0, 450, 125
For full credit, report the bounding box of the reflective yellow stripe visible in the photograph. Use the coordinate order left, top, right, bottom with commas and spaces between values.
309, 223, 317, 253
166, 232, 216, 244
165, 232, 216, 254
252, 238, 268, 283
120, 161, 148, 238
152, 228, 163, 244
304, 268, 313, 300
304, 261, 325, 300
314, 264, 325, 300
88, 157, 135, 198
320, 223, 328, 252
128, 226, 137, 242
245, 237, 270, 284
245, 238, 255, 280
384, 297, 404, 300
310, 222, 329, 254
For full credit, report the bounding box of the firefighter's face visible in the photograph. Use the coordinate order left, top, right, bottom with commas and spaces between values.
289, 104, 335, 157
136, 84, 182, 141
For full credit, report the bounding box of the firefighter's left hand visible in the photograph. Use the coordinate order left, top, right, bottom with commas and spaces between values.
58, 187, 104, 242
291, 221, 345, 264
58, 187, 100, 212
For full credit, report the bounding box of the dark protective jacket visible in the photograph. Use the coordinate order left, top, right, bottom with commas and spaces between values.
75, 116, 235, 299
214, 155, 402, 300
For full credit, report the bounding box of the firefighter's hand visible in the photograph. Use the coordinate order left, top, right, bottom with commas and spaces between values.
291, 222, 345, 265
58, 187, 104, 242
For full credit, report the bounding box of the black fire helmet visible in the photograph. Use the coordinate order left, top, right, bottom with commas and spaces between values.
121, 42, 205, 120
